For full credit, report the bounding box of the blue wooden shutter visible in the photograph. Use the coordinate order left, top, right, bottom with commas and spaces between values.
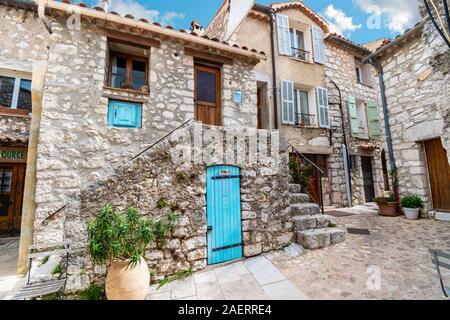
281, 80, 295, 124
277, 14, 291, 55
316, 87, 330, 128
108, 100, 142, 128
367, 100, 381, 139
348, 96, 359, 137
312, 26, 324, 64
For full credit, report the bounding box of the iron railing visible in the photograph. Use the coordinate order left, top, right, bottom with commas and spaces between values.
291, 48, 310, 61
288, 145, 325, 215
295, 113, 315, 127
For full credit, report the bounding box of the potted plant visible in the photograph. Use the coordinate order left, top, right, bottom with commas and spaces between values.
400, 195, 423, 220
88, 205, 155, 300
374, 193, 399, 217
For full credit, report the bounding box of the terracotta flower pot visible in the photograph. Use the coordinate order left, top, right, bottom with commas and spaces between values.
105, 257, 150, 300
377, 202, 400, 217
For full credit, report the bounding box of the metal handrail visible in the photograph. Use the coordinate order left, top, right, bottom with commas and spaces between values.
290, 48, 310, 61
295, 113, 315, 126
287, 145, 325, 214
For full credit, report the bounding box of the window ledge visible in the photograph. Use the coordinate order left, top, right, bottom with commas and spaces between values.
0, 106, 31, 118
288, 56, 313, 64
356, 81, 374, 89
103, 86, 149, 103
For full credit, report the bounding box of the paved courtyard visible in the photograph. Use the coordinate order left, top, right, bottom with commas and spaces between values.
0, 238, 22, 300
146, 256, 309, 300
267, 209, 450, 300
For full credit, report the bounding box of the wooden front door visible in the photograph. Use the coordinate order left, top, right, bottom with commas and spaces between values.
194, 65, 221, 126
425, 138, 450, 212
0, 164, 26, 236
361, 156, 375, 202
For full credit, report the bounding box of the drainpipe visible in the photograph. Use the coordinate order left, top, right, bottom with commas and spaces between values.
368, 57, 396, 173
36, 0, 52, 34
330, 79, 352, 207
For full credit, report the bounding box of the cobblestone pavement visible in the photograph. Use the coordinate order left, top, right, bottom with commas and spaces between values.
146, 256, 309, 300
0, 237, 22, 300
267, 211, 450, 300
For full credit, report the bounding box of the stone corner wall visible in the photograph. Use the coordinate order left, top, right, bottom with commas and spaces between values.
64, 123, 293, 292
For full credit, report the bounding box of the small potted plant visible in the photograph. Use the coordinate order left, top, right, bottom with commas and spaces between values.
88, 205, 155, 300
374, 193, 399, 217
400, 195, 423, 220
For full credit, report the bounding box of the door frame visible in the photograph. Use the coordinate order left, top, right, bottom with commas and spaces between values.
361, 156, 375, 203
194, 64, 222, 126
206, 164, 243, 265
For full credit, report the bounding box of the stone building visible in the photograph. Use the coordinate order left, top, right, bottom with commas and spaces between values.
0, 0, 345, 291
365, 0, 450, 218
324, 34, 386, 207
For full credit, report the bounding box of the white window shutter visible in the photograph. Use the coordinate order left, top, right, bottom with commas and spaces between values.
281, 80, 295, 124
312, 26, 324, 64
276, 14, 291, 55
316, 87, 330, 128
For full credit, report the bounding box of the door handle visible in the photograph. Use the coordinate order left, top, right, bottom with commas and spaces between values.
207, 226, 213, 232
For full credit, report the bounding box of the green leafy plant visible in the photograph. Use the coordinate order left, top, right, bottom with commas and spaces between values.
400, 195, 424, 209
288, 157, 312, 192
328, 222, 337, 228
88, 205, 178, 268
52, 262, 62, 276
78, 283, 106, 300
373, 193, 396, 204
157, 268, 193, 290
156, 198, 168, 209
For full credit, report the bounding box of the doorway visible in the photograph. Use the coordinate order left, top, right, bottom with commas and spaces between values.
194, 64, 221, 126
361, 156, 375, 202
424, 138, 450, 212
206, 165, 242, 265
0, 164, 26, 237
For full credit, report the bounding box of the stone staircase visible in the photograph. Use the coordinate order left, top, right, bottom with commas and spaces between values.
289, 182, 346, 249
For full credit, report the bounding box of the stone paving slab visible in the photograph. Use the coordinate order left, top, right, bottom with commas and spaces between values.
146, 256, 309, 300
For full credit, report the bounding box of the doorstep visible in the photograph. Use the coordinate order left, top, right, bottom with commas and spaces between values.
435, 211, 450, 222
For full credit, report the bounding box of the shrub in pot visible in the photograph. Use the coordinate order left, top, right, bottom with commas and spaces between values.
400, 195, 423, 220
374, 193, 399, 217
88, 205, 176, 300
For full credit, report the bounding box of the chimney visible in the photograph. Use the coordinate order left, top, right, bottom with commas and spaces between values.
190, 20, 204, 34
100, 0, 110, 12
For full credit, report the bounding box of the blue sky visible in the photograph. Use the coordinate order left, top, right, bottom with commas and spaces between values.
79, 0, 422, 44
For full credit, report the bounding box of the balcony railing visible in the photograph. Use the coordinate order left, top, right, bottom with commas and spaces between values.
290, 48, 310, 61
295, 113, 315, 127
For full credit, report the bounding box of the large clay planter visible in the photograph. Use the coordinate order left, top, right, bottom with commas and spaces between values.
105, 257, 150, 300
404, 207, 420, 220
377, 202, 400, 217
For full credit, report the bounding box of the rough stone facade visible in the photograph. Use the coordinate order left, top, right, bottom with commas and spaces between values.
0, 115, 30, 139
32, 17, 258, 244
373, 2, 450, 212
64, 123, 292, 291
325, 40, 385, 207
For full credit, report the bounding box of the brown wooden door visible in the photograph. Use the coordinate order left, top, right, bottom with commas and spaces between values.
194, 65, 221, 126
0, 164, 25, 236
425, 138, 450, 211
361, 156, 375, 202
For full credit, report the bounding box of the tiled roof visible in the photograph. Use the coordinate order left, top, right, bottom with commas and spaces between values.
325, 33, 372, 55
0, 0, 266, 61
270, 1, 329, 33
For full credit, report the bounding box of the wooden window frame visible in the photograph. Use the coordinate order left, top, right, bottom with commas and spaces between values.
108, 51, 149, 91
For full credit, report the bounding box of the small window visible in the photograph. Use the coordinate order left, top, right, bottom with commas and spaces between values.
349, 155, 357, 170
109, 52, 148, 91
355, 66, 362, 83
294, 89, 311, 126
0, 75, 32, 112
107, 100, 142, 128
289, 28, 308, 60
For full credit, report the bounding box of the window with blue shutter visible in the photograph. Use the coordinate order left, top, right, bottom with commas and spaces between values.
316, 87, 330, 128
276, 14, 291, 55
348, 96, 359, 137
312, 26, 325, 64
108, 99, 142, 128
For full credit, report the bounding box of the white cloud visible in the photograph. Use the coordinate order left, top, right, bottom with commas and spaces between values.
324, 5, 362, 36
354, 0, 421, 33
104, 0, 185, 25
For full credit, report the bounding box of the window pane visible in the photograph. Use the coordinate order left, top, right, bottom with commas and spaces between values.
132, 59, 147, 90
0, 76, 15, 108
0, 169, 12, 193
196, 70, 216, 103
111, 56, 127, 88
17, 79, 32, 111
299, 90, 309, 114
298, 31, 305, 50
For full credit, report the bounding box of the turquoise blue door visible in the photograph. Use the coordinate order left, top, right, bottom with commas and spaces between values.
206, 165, 243, 265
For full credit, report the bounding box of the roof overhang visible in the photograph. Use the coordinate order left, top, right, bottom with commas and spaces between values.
325, 33, 372, 56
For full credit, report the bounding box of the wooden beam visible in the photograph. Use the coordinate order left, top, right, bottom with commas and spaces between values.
99, 28, 161, 49
184, 47, 234, 65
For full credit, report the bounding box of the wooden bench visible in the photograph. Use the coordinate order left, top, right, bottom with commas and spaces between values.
11, 241, 70, 300
430, 248, 450, 298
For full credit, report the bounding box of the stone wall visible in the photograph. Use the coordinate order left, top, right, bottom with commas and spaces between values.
375, 19, 449, 211
325, 41, 385, 206
33, 18, 259, 244
64, 123, 292, 291
0, 115, 30, 139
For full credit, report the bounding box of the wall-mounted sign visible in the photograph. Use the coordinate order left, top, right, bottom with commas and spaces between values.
0, 147, 27, 163
232, 90, 242, 105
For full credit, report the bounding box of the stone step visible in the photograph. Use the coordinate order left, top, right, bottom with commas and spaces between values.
293, 214, 333, 231
290, 203, 321, 216
297, 228, 346, 250
288, 183, 301, 193
290, 193, 310, 204
288, 175, 294, 183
